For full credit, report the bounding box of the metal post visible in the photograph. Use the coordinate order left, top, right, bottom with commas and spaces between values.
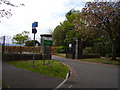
33, 33, 35, 67
75, 38, 78, 59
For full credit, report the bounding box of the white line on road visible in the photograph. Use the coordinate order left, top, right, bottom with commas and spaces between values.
54, 72, 69, 90
69, 85, 72, 88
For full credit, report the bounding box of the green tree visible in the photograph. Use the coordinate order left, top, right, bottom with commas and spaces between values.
12, 31, 30, 45
81, 2, 120, 60
66, 9, 79, 23
52, 9, 80, 46
60, 9, 80, 42
52, 25, 66, 46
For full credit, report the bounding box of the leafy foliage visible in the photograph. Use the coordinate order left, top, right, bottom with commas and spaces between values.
56, 46, 66, 53
53, 2, 120, 59
52, 25, 66, 46
80, 2, 120, 60
12, 31, 30, 45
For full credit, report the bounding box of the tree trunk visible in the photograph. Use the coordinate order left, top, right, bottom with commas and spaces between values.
111, 39, 117, 60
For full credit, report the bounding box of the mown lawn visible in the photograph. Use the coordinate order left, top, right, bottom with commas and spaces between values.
80, 57, 120, 65
55, 53, 66, 58
7, 60, 68, 79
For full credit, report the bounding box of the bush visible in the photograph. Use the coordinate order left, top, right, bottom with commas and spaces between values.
57, 46, 65, 53
3, 53, 42, 61
83, 47, 94, 54
4, 46, 40, 53
51, 46, 57, 55
83, 54, 100, 58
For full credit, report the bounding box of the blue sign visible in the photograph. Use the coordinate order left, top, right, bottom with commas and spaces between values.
32, 22, 38, 28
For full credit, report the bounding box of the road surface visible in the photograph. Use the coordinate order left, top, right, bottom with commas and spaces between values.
52, 55, 119, 89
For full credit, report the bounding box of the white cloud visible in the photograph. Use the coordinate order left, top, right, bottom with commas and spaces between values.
0, 0, 85, 39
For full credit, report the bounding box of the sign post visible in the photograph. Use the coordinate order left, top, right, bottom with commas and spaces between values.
32, 22, 38, 67
40, 34, 52, 65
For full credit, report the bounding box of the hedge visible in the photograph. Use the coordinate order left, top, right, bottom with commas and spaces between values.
4, 46, 40, 53
3, 53, 42, 61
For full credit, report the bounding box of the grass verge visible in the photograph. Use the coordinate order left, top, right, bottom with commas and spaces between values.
80, 57, 120, 65
7, 60, 68, 79
55, 53, 119, 65
55, 53, 66, 58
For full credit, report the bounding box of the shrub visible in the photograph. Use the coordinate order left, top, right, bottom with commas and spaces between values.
83, 47, 94, 54
57, 46, 65, 53
51, 46, 57, 55
4, 46, 40, 53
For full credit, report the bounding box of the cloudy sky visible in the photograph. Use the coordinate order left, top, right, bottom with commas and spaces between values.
0, 0, 92, 39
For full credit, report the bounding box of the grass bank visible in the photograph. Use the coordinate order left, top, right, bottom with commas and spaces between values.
7, 60, 68, 79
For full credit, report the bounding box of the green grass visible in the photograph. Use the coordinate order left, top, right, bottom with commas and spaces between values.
80, 57, 119, 65
7, 60, 68, 79
55, 53, 66, 57
116, 57, 120, 60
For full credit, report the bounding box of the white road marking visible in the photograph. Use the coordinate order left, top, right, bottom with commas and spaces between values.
69, 85, 72, 88
54, 72, 69, 90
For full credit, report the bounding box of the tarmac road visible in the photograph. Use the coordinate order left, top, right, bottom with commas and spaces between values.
52, 55, 119, 89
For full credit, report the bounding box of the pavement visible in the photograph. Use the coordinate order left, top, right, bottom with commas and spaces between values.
2, 62, 63, 88
52, 55, 119, 89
